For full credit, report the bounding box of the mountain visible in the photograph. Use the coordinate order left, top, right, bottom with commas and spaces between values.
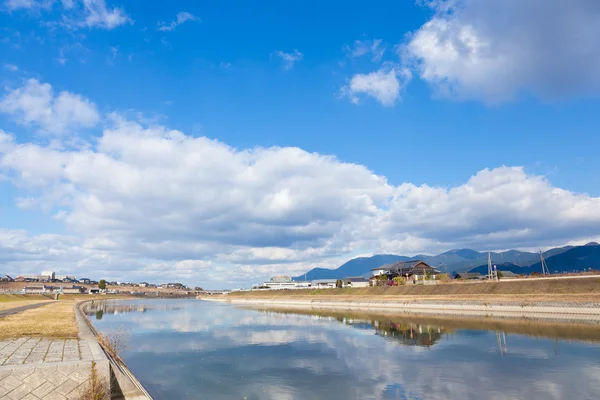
468, 262, 526, 275
294, 243, 600, 281
528, 243, 600, 273
292, 254, 410, 281
467, 243, 600, 275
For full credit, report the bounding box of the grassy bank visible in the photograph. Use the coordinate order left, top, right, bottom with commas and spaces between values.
226, 277, 600, 302
0, 294, 136, 338
0, 301, 78, 339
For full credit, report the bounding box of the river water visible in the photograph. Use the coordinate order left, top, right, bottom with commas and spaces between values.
88, 299, 600, 400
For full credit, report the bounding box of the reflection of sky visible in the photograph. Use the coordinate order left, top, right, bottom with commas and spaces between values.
91, 300, 600, 400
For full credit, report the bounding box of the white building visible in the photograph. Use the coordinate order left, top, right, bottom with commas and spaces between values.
41, 271, 55, 281
343, 277, 370, 288
311, 279, 337, 289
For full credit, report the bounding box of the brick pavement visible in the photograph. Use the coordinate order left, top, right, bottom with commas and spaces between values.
0, 306, 110, 400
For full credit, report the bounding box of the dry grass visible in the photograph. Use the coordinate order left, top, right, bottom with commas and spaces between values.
0, 300, 78, 339
96, 327, 128, 362
78, 361, 110, 400
227, 277, 600, 303
0, 299, 50, 311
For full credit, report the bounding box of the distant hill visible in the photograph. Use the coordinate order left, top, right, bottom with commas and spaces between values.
528, 243, 600, 273
292, 254, 410, 281
294, 243, 600, 281
467, 243, 600, 275
468, 262, 526, 276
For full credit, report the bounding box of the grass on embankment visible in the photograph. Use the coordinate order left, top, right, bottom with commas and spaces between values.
0, 294, 137, 338
0, 301, 78, 339
0, 294, 52, 311
227, 277, 600, 302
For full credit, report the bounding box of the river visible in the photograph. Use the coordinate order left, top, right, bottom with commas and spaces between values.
88, 298, 600, 400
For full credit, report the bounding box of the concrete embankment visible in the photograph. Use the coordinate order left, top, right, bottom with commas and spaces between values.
78, 301, 152, 400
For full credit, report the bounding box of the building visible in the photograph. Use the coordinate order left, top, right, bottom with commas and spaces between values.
261, 276, 297, 290
41, 271, 55, 281
454, 272, 484, 280
311, 279, 337, 289
344, 277, 370, 288
1, 275, 14, 282
371, 260, 440, 281
499, 270, 518, 279
55, 275, 76, 282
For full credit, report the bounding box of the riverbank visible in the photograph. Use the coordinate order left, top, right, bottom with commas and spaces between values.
207, 276, 600, 322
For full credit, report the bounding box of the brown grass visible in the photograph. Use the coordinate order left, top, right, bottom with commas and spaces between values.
0, 300, 78, 339
96, 327, 128, 362
78, 361, 110, 400
226, 277, 600, 303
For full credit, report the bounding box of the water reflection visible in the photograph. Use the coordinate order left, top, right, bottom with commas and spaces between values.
90, 300, 600, 400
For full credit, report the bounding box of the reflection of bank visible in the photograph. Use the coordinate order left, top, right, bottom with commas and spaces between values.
85, 302, 151, 317
341, 317, 447, 347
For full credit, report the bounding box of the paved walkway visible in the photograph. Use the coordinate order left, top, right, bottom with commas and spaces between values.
0, 303, 50, 319
0, 304, 110, 400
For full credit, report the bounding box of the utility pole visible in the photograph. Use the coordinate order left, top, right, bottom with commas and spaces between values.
539, 250, 550, 276
488, 252, 497, 281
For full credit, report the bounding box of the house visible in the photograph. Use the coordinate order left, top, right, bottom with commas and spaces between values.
371, 260, 440, 281
80, 278, 91, 284
1, 275, 14, 282
454, 272, 484, 280
62, 285, 87, 294
344, 277, 370, 288
139, 282, 149, 288
312, 279, 337, 289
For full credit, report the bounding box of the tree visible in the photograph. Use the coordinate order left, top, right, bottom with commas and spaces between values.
98, 279, 107, 290
336, 279, 343, 288
393, 276, 405, 285
496, 271, 503, 280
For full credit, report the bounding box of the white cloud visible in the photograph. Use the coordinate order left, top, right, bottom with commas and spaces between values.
404, 0, 600, 103
0, 79, 100, 135
2, 105, 600, 285
341, 66, 411, 106
3, 0, 53, 10
272, 49, 303, 71
2, 63, 18, 72
157, 11, 200, 32
344, 39, 385, 62
79, 0, 131, 29
4, 0, 131, 30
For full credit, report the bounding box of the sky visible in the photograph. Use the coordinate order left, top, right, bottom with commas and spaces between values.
1, 0, 600, 288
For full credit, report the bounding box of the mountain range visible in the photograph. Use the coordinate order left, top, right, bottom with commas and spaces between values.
293, 243, 600, 281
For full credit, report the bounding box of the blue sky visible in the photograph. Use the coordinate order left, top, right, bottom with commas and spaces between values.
1, 0, 600, 287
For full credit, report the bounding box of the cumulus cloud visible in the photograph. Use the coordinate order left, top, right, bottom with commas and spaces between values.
2, 106, 600, 285
404, 0, 600, 103
157, 11, 200, 32
341, 65, 412, 106
343, 39, 385, 62
272, 49, 303, 71
0, 78, 100, 135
